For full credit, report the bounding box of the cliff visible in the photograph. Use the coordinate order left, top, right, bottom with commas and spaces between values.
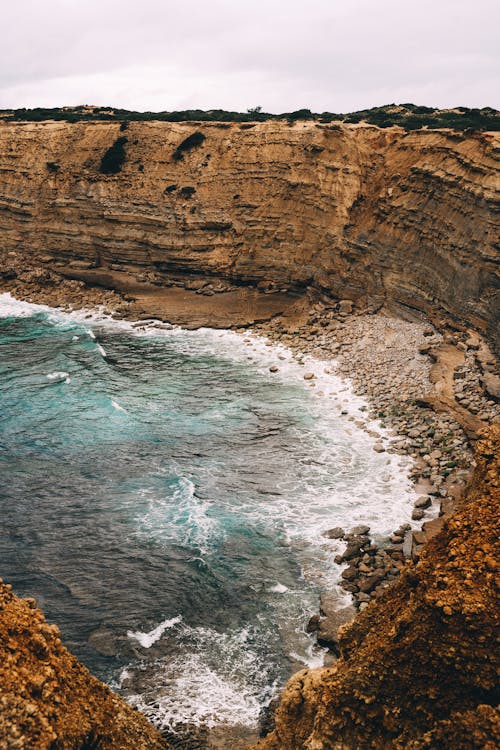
0, 581, 170, 749
0, 120, 498, 349
1, 119, 499, 749
254, 426, 500, 750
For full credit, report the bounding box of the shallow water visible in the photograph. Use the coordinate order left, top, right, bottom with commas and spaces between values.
0, 293, 418, 737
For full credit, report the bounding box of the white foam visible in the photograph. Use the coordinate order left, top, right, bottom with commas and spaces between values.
268, 583, 288, 594
127, 615, 183, 648
128, 657, 264, 730
135, 477, 218, 554
46, 371, 69, 381
289, 646, 326, 669
0, 293, 52, 318
111, 399, 127, 413
122, 623, 276, 731
97, 343, 107, 357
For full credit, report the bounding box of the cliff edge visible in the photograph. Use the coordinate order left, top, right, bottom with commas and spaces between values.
0, 582, 169, 749
254, 426, 500, 750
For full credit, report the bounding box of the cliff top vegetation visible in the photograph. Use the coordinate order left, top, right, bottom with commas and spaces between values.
1, 103, 499, 131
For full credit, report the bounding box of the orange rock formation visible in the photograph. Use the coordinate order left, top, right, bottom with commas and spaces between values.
0, 121, 498, 349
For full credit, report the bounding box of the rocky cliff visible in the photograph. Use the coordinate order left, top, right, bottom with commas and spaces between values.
0, 120, 498, 349
0, 581, 170, 749
254, 426, 500, 750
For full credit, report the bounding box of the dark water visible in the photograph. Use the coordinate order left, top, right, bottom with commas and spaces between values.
0, 294, 416, 734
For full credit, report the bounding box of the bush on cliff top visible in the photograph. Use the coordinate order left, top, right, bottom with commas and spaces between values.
172, 131, 206, 161
3, 104, 500, 132
99, 136, 128, 175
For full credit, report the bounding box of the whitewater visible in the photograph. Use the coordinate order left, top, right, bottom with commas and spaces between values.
0, 292, 420, 737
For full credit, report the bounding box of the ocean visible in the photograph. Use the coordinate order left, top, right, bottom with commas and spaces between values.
0, 293, 418, 739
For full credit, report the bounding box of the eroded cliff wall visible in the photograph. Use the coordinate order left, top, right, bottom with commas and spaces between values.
0, 120, 498, 347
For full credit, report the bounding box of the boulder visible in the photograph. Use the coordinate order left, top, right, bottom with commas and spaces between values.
323, 527, 345, 539
317, 597, 356, 652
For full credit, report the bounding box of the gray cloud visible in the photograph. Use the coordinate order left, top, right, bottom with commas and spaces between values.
1, 0, 498, 111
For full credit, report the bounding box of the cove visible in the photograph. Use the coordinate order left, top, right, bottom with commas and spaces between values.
0, 293, 418, 738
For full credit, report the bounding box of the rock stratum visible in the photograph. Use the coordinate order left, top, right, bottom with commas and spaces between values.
254, 426, 500, 750
0, 120, 498, 350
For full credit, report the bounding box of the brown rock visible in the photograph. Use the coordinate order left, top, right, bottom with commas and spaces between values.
254, 426, 500, 750
0, 587, 169, 749
0, 122, 497, 352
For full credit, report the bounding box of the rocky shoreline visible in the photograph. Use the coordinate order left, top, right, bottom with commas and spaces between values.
1, 252, 499, 742
249, 299, 499, 648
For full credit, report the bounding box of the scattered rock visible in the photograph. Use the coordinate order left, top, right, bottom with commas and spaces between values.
323, 527, 345, 539
414, 496, 432, 509
350, 525, 370, 536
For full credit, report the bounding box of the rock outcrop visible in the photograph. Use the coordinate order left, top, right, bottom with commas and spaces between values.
0, 121, 498, 350
0, 581, 170, 749
253, 426, 500, 749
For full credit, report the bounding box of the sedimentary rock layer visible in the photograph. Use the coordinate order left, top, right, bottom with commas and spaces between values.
254, 426, 500, 750
0, 120, 498, 349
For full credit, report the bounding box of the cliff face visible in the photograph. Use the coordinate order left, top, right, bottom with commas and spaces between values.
0, 581, 169, 749
254, 426, 500, 750
0, 121, 498, 348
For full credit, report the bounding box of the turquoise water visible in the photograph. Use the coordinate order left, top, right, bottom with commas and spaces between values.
0, 294, 417, 734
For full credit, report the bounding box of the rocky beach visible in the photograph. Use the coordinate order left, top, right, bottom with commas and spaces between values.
1, 247, 498, 659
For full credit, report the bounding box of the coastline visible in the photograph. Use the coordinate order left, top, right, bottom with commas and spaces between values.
1, 256, 498, 626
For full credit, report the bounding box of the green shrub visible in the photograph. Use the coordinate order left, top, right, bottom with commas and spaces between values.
173, 131, 206, 161
99, 136, 128, 175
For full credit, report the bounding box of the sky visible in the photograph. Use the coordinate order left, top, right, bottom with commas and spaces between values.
1, 0, 498, 113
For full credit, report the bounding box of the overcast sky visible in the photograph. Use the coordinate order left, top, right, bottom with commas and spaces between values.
1, 0, 498, 112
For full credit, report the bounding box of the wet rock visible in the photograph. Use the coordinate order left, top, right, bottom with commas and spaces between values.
323, 527, 345, 539
422, 517, 445, 541
306, 614, 320, 633
341, 541, 364, 561
358, 571, 386, 593
415, 495, 432, 509
402, 530, 413, 558
317, 597, 356, 653
350, 525, 370, 536
341, 566, 358, 582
